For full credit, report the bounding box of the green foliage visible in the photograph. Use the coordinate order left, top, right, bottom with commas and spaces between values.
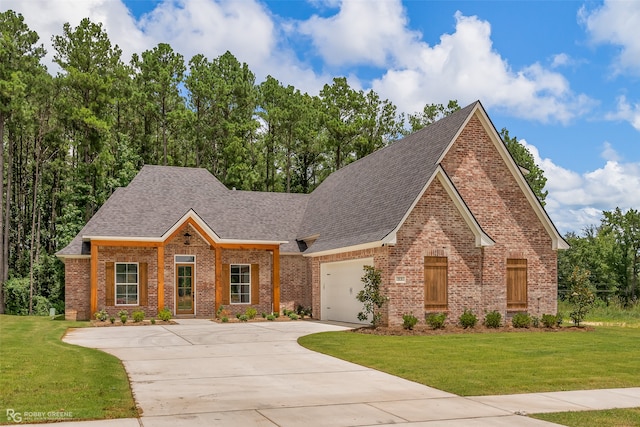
532, 316, 540, 328
157, 308, 172, 322
221, 316, 229, 323
118, 310, 128, 324
512, 312, 532, 328
95, 309, 108, 321
568, 266, 596, 326
459, 309, 478, 329
150, 318, 155, 324
500, 128, 548, 205
288, 313, 299, 320
405, 100, 460, 135
132, 310, 145, 323
238, 314, 249, 322
3, 278, 31, 315
483, 311, 502, 328
109, 317, 115, 324
244, 307, 257, 319
402, 313, 418, 330
356, 265, 385, 327
425, 313, 447, 329
541, 314, 557, 328
266, 314, 276, 321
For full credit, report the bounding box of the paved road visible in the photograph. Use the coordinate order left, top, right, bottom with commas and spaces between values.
36, 319, 638, 426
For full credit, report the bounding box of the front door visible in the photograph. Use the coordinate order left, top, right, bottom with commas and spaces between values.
176, 264, 194, 314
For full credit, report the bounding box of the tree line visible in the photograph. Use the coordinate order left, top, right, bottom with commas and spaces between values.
0, 11, 547, 314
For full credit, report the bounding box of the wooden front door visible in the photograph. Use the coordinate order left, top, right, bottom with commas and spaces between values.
176, 264, 194, 314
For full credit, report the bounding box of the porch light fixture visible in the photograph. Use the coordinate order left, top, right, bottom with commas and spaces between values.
183, 232, 192, 245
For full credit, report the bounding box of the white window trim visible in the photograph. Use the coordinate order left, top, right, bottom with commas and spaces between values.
115, 262, 139, 306
230, 263, 251, 305
174, 254, 196, 264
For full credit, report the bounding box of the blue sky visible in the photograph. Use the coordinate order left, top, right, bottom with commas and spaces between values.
6, 0, 640, 234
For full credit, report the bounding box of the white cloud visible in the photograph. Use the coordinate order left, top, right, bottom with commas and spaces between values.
580, 0, 640, 75
297, 0, 422, 67
370, 12, 593, 123
521, 140, 640, 234
605, 95, 640, 131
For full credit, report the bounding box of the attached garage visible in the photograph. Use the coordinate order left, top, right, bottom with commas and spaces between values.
320, 257, 373, 324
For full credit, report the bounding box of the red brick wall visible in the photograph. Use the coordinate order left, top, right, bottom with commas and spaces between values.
280, 255, 311, 313
64, 258, 91, 320
387, 178, 482, 326
441, 114, 558, 319
220, 248, 273, 316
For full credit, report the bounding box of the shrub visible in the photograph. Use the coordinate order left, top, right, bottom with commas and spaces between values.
483, 311, 502, 328
238, 314, 249, 322
459, 309, 478, 329
273, 311, 279, 318
356, 265, 385, 327
556, 311, 564, 327
109, 317, 116, 324
94, 309, 108, 321
221, 316, 229, 323
132, 310, 145, 323
288, 313, 299, 320
541, 314, 557, 328
532, 316, 540, 328
261, 312, 267, 318
216, 305, 225, 319
512, 312, 531, 328
245, 307, 258, 320
568, 267, 595, 327
282, 309, 292, 316
120, 314, 128, 324
151, 318, 156, 325
402, 313, 418, 330
266, 314, 275, 321
236, 313, 242, 319
425, 313, 447, 329
157, 308, 172, 322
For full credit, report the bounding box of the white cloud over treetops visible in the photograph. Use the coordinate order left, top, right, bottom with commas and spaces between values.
522, 140, 640, 234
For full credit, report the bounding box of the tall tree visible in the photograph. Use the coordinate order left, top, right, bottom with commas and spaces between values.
131, 43, 185, 165
602, 207, 640, 303
404, 100, 460, 135
355, 90, 403, 159
500, 128, 548, 205
0, 10, 46, 313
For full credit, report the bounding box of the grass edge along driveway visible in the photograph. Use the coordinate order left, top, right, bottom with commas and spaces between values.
298, 327, 640, 396
0, 315, 137, 425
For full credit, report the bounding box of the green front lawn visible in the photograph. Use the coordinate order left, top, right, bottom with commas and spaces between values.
533, 408, 640, 427
298, 327, 640, 396
0, 315, 137, 424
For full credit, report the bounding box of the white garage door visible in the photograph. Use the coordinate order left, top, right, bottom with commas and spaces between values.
321, 257, 374, 324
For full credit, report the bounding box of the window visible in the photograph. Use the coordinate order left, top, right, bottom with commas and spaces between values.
115, 263, 138, 305
424, 256, 448, 310
230, 264, 251, 304
507, 259, 527, 310
175, 255, 195, 263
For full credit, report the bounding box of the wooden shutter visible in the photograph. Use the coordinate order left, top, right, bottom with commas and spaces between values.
105, 262, 115, 306
424, 256, 448, 310
139, 262, 148, 306
251, 264, 259, 304
507, 259, 527, 310
221, 264, 230, 305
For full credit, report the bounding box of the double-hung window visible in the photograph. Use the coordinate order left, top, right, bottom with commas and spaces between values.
116, 263, 138, 305
230, 264, 251, 304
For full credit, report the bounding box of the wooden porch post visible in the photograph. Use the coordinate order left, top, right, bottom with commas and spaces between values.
273, 246, 280, 314
157, 245, 164, 310
215, 246, 222, 313
90, 243, 98, 316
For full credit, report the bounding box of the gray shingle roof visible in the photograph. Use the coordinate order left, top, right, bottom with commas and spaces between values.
57, 102, 478, 257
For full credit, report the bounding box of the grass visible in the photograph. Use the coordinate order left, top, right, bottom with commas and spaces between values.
559, 300, 640, 326
533, 408, 640, 426
0, 315, 137, 424
298, 327, 640, 396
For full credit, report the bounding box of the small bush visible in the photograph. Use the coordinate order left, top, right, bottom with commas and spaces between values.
541, 314, 557, 328
556, 311, 564, 326
288, 313, 299, 320
266, 314, 275, 321
151, 318, 156, 325
236, 313, 242, 319
157, 308, 172, 322
132, 310, 145, 323
261, 312, 267, 318
459, 309, 478, 329
532, 316, 540, 328
109, 317, 116, 324
512, 312, 532, 328
425, 313, 446, 329
221, 316, 229, 323
282, 309, 292, 316
245, 307, 258, 319
402, 313, 418, 330
216, 305, 225, 319
483, 311, 502, 328
273, 311, 280, 318
238, 314, 249, 322
120, 314, 128, 324
94, 309, 108, 321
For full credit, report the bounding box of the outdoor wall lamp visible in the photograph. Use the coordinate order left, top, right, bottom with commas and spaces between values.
183, 232, 192, 245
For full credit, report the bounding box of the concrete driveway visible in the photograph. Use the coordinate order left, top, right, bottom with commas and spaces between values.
62, 319, 561, 427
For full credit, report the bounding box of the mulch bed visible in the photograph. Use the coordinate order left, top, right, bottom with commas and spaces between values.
90, 319, 176, 327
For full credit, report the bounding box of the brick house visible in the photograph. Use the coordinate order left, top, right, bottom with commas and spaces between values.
57, 101, 568, 325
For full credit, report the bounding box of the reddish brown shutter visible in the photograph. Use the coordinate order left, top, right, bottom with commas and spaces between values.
251, 264, 259, 304
105, 262, 115, 306
507, 259, 527, 310
221, 264, 230, 305
139, 262, 148, 306
424, 256, 448, 310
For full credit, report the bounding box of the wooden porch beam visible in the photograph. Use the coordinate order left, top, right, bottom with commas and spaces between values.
272, 246, 280, 314
215, 245, 222, 314
157, 245, 165, 310
90, 243, 98, 316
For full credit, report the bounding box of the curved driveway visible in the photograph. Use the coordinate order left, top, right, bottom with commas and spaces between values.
63, 319, 563, 427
